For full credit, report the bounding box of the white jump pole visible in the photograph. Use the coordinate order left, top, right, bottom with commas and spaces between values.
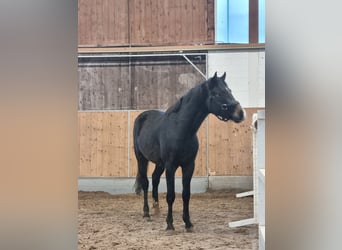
257, 110, 265, 250
229, 110, 265, 232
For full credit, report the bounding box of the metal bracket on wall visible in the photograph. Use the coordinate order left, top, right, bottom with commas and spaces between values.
182, 54, 207, 80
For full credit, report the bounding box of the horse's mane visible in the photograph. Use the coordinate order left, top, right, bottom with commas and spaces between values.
165, 80, 207, 115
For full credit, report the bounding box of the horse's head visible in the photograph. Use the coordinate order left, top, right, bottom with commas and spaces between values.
205, 72, 245, 123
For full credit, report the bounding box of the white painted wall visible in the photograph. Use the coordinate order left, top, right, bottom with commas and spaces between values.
208, 49, 265, 108
78, 176, 253, 195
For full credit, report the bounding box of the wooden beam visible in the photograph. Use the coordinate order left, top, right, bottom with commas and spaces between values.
249, 0, 259, 43
78, 44, 265, 54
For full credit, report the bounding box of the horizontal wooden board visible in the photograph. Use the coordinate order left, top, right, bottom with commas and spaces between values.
207, 108, 260, 176
79, 108, 261, 177
79, 112, 128, 177
78, 44, 266, 53
78, 0, 215, 47
78, 56, 206, 110
78, 0, 129, 46
78, 58, 132, 110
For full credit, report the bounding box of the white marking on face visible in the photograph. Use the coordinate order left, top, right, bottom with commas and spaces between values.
242, 108, 246, 120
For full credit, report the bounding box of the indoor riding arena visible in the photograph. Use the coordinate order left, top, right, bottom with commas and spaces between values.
78, 1, 265, 249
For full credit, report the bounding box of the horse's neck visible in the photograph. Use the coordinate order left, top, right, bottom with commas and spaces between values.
185, 106, 208, 135
175, 90, 208, 136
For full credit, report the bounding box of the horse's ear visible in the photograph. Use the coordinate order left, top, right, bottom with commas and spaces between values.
208, 72, 218, 90
220, 72, 226, 81
213, 72, 218, 79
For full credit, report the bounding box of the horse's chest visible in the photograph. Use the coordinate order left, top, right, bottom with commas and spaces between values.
161, 136, 199, 162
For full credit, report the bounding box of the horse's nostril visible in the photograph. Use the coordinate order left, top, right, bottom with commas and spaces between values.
221, 104, 228, 110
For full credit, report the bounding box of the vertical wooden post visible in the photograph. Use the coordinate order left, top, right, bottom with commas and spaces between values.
249, 0, 259, 43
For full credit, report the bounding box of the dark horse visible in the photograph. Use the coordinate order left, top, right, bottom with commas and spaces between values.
133, 72, 245, 231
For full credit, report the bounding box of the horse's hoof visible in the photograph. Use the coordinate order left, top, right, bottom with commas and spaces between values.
185, 226, 194, 233
143, 214, 150, 218
185, 222, 194, 232
144, 217, 152, 222
153, 202, 160, 215
154, 208, 160, 216
166, 224, 175, 231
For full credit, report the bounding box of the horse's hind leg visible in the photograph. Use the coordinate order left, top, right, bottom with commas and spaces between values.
135, 154, 150, 218
152, 164, 164, 214
181, 162, 195, 231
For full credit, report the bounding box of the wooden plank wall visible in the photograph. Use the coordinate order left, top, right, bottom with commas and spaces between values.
79, 108, 260, 177
129, 0, 214, 46
78, 56, 206, 110
78, 0, 129, 46
207, 108, 259, 176
78, 0, 215, 47
79, 112, 129, 176
78, 58, 131, 110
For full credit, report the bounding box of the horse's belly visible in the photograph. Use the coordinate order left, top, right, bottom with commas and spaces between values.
137, 138, 162, 164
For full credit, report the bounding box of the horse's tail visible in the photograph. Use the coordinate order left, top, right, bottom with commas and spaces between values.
133, 112, 148, 195
133, 111, 148, 141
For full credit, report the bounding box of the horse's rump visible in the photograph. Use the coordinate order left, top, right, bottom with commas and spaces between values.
133, 110, 165, 163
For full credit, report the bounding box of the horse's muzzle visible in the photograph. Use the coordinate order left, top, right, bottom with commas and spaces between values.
231, 103, 246, 123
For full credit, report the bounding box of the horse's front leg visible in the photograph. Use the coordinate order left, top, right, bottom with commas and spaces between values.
182, 162, 195, 230
165, 166, 176, 230
152, 164, 164, 215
